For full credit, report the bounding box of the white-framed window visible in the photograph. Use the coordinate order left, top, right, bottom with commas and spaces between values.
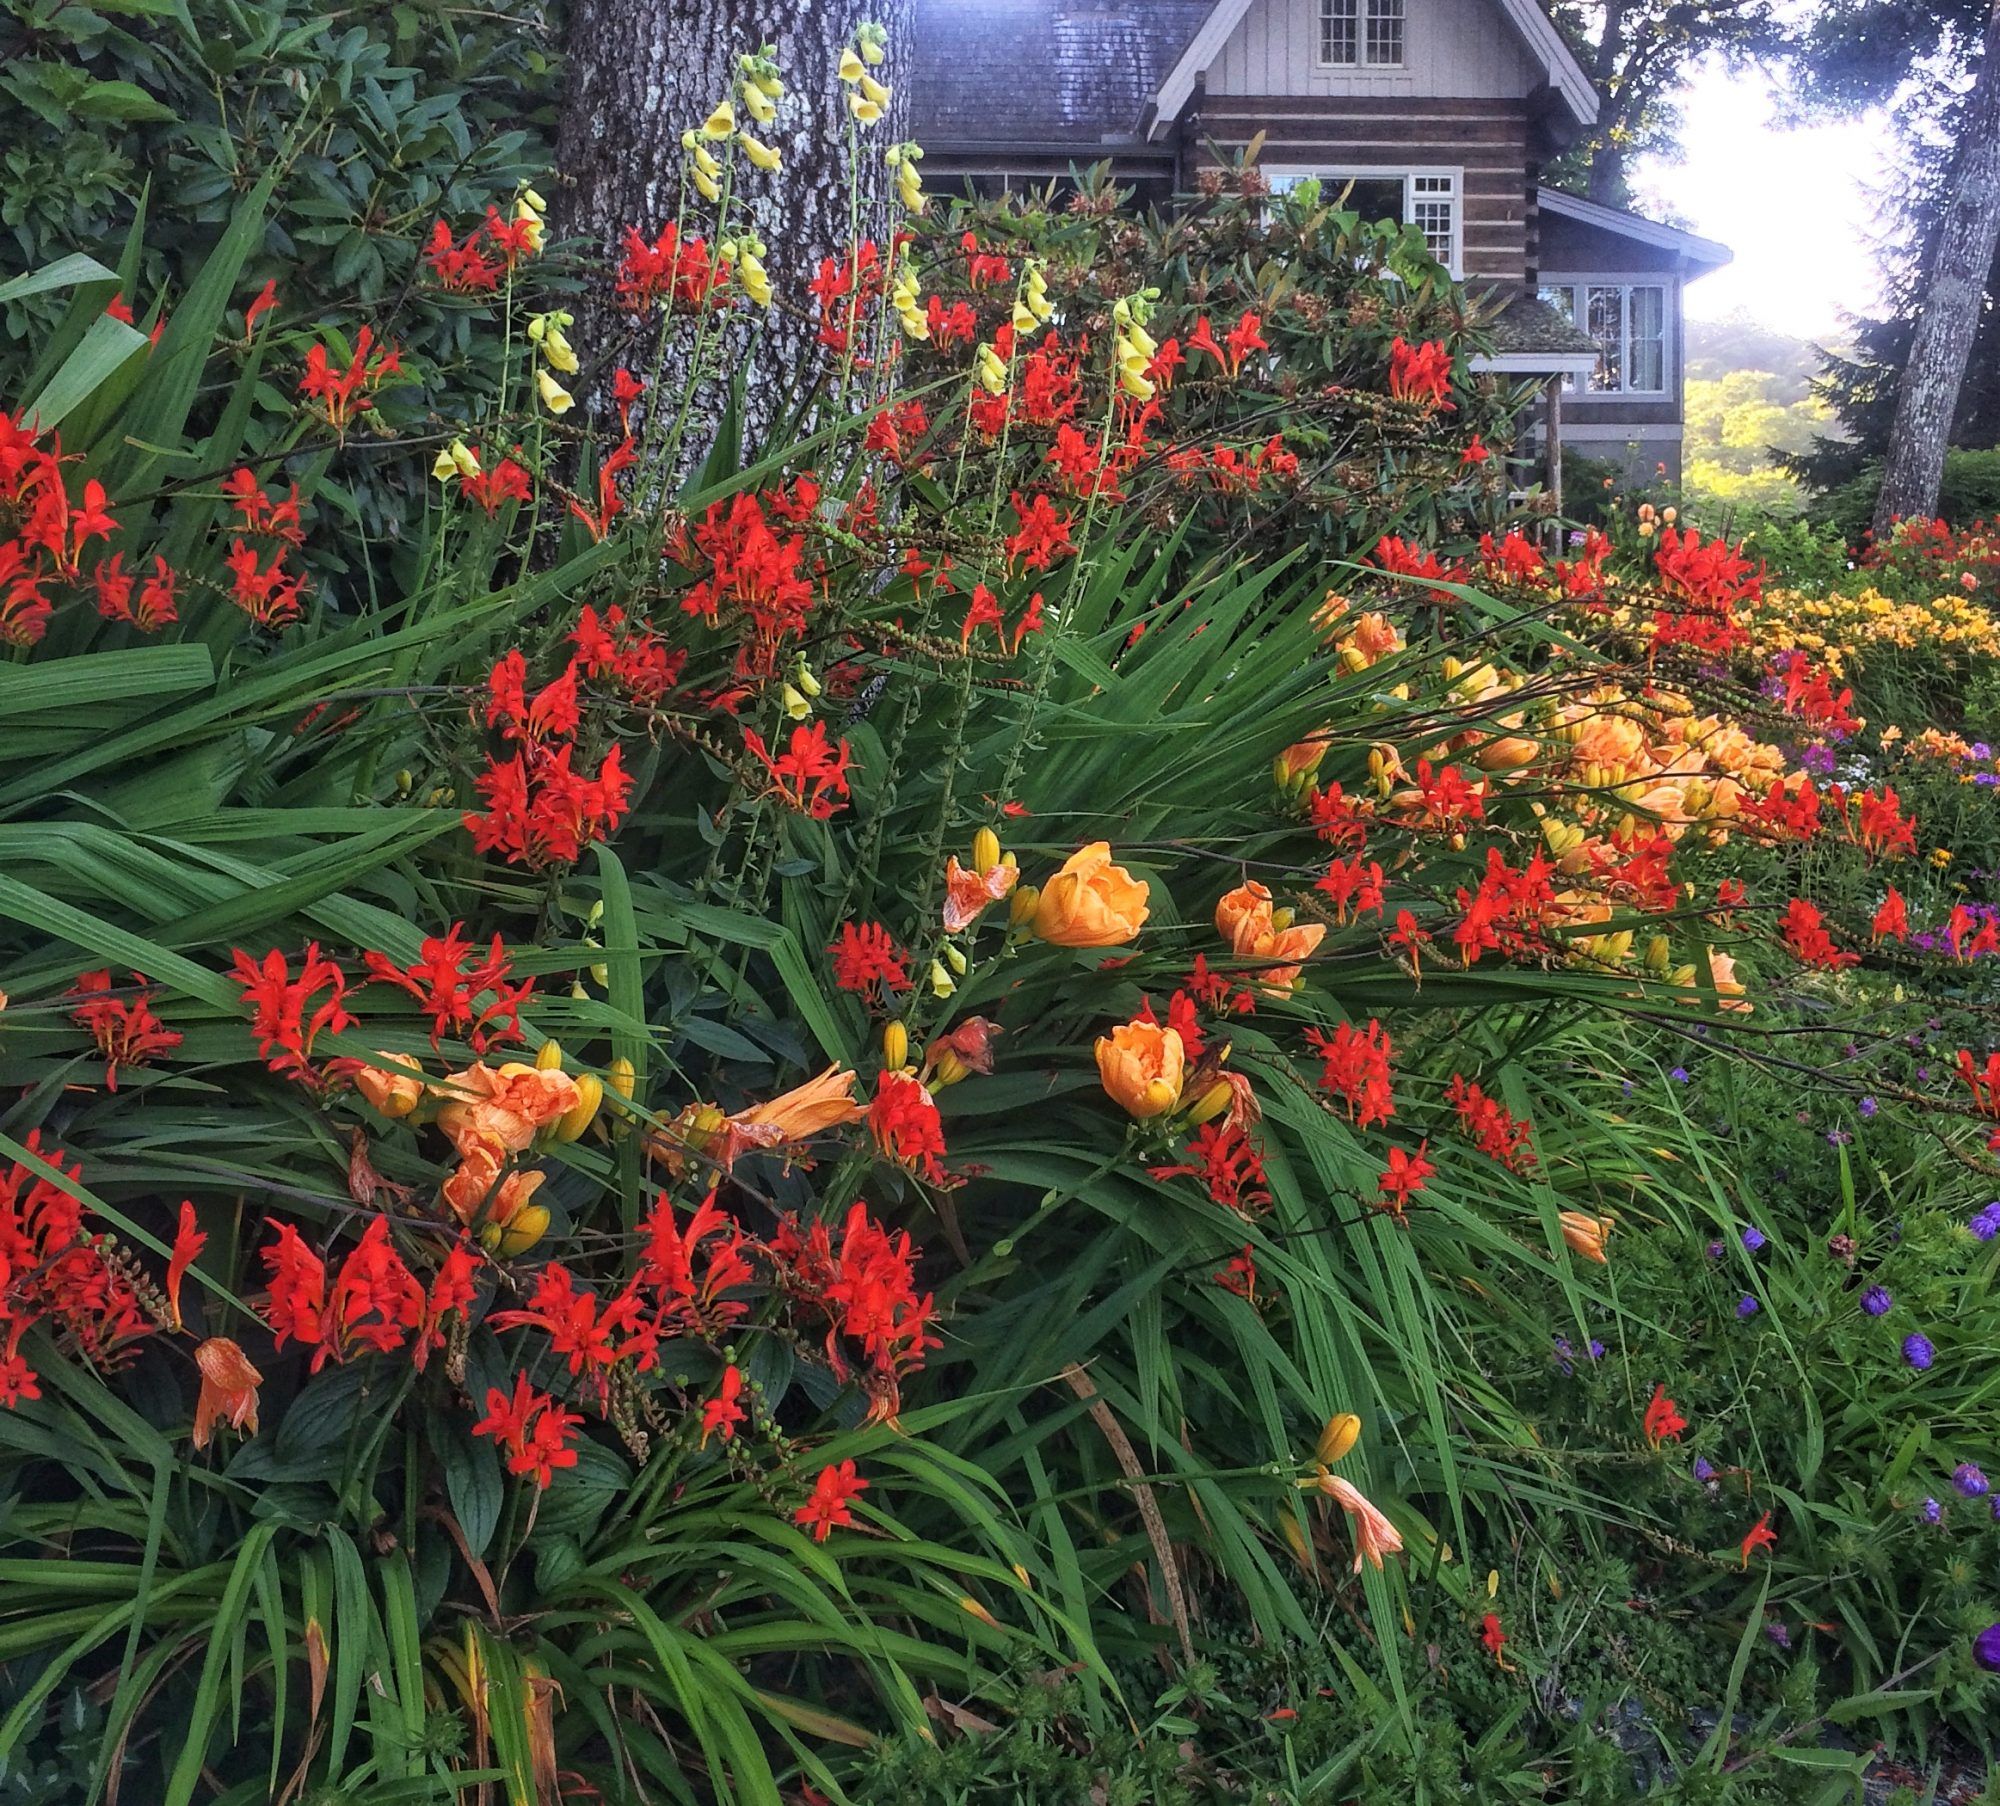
1319, 0, 1406, 67
1268, 165, 1461, 276
1539, 279, 1672, 394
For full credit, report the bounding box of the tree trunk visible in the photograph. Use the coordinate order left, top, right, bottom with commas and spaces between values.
1584, 0, 1628, 204
554, 0, 913, 447
1873, 0, 2000, 533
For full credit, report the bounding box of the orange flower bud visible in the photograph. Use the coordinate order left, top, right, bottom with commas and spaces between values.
1316, 1412, 1362, 1464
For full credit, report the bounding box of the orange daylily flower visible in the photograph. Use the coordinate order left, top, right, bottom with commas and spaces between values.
942, 855, 1017, 932
435, 1061, 579, 1156
1557, 1211, 1611, 1264
191, 1336, 262, 1449
1095, 1018, 1186, 1119
354, 1050, 427, 1118
1215, 879, 1324, 993
1317, 1471, 1404, 1572
1032, 842, 1151, 947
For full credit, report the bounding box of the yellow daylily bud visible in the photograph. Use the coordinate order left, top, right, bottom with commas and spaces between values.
958, 1596, 1002, 1631
607, 1056, 637, 1100
1644, 934, 1672, 975
932, 1048, 969, 1087
1316, 1413, 1362, 1464
882, 1021, 909, 1070
1183, 1081, 1235, 1126
553, 1073, 605, 1143
701, 99, 735, 138
1009, 883, 1040, 925
536, 368, 574, 415
494, 1203, 551, 1257
535, 1040, 565, 1072
738, 131, 781, 172
972, 827, 1001, 872
837, 46, 865, 81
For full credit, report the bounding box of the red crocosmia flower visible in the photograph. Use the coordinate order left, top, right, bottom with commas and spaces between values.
482, 204, 539, 267
1739, 1510, 1777, 1568
1478, 529, 1546, 582
1651, 526, 1759, 655
569, 604, 683, 703
68, 968, 181, 1090
326, 1216, 425, 1360
224, 539, 307, 630
92, 553, 133, 623
424, 219, 503, 292
612, 367, 646, 432
1461, 434, 1491, 466
363, 923, 534, 1051
105, 293, 136, 325
1853, 785, 1917, 860
702, 1364, 746, 1443
1445, 1074, 1536, 1173
244, 279, 279, 333
743, 722, 853, 819
1779, 897, 1857, 971
1386, 336, 1453, 407
462, 455, 534, 517
230, 944, 354, 1085
959, 231, 1011, 287
869, 1070, 948, 1182
298, 325, 400, 436
616, 222, 728, 313
1213, 1244, 1259, 1300
1642, 1384, 1687, 1448
489, 1262, 627, 1389
1387, 908, 1434, 977
830, 921, 911, 999
415, 1237, 481, 1370
1002, 490, 1075, 573
1957, 1049, 2000, 1119
166, 1201, 205, 1332
261, 1221, 328, 1356
1152, 1122, 1271, 1216
1303, 1019, 1394, 1129
961, 582, 1004, 649
1314, 855, 1385, 924
473, 1372, 583, 1489
1369, 535, 1459, 601
1480, 1613, 1507, 1656
466, 742, 633, 870
1375, 1141, 1433, 1217
486, 651, 582, 744
794, 1459, 868, 1541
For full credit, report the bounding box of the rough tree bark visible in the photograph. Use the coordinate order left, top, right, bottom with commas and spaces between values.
1874, 0, 2000, 533
555, 0, 913, 444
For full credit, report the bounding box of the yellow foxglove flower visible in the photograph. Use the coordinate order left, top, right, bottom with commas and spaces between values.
431, 447, 459, 483
1119, 361, 1156, 402
700, 99, 735, 138
795, 662, 822, 698
752, 69, 784, 100
693, 142, 722, 179
739, 130, 781, 171
929, 959, 956, 999
540, 327, 579, 374
513, 201, 545, 254
450, 438, 482, 479
536, 368, 574, 415
693, 167, 722, 204
740, 254, 772, 307
858, 71, 890, 107
858, 24, 887, 63
837, 46, 864, 82
898, 162, 925, 214
740, 82, 776, 124
975, 344, 1008, 394
521, 187, 547, 215
1012, 300, 1038, 333
849, 93, 882, 123
899, 305, 930, 341
781, 682, 810, 720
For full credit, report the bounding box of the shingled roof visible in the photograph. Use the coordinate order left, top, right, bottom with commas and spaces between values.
909, 0, 1215, 146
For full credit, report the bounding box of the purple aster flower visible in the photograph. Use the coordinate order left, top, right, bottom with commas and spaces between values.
1551, 1335, 1574, 1376
1828, 1129, 1852, 1145
1973, 743, 1994, 761
1765, 1620, 1791, 1648
1923, 1497, 1944, 1524
1586, 1338, 1607, 1360
1741, 1227, 1767, 1253
1621, 1079, 1634, 1098
1978, 1625, 2000, 1672
1862, 1286, 1892, 1317
1860, 1096, 1878, 1120
1736, 1295, 1761, 1319
1955, 1463, 1990, 1498
1692, 1456, 1716, 1483
1991, 1496, 2000, 1524
1669, 1066, 1690, 1084
1905, 1333, 1937, 1371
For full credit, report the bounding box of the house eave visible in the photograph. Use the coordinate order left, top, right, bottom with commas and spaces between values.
1535, 188, 1734, 272
1470, 351, 1601, 376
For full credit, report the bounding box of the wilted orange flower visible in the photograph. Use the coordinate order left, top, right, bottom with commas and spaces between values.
1317, 1471, 1404, 1572
942, 855, 1017, 932
1032, 842, 1151, 947
1557, 1211, 1611, 1264
1215, 880, 1324, 992
353, 1050, 426, 1118
191, 1337, 262, 1449
442, 1140, 546, 1228
435, 1061, 579, 1156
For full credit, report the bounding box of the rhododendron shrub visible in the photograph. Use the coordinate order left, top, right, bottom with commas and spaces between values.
4, 29, 2000, 1804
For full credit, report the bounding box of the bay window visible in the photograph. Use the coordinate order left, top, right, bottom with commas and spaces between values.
1538, 281, 1671, 395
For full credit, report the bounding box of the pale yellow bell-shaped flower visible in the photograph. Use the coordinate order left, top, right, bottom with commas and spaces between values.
700, 99, 735, 138
849, 93, 882, 124
740, 82, 776, 124
899, 305, 930, 341
858, 72, 890, 107
1011, 300, 1038, 333
540, 326, 579, 374
693, 142, 722, 179
837, 47, 864, 82
781, 683, 811, 721
536, 368, 574, 415
898, 162, 925, 214
739, 252, 773, 307
974, 344, 1008, 394
449, 438, 482, 479
738, 131, 781, 172
693, 167, 722, 204
431, 447, 459, 483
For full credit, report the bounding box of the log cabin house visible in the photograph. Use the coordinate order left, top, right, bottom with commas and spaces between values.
909, 0, 1731, 493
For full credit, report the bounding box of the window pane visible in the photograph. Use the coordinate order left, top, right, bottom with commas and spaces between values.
1366, 0, 1405, 64
1409, 175, 1455, 265
1334, 175, 1407, 223
1320, 0, 1358, 62
1538, 285, 1575, 322
1586, 286, 1623, 392
1628, 286, 1666, 391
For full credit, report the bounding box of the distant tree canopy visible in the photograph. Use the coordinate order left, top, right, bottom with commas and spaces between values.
1542, 1, 1782, 206
1682, 315, 1837, 517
